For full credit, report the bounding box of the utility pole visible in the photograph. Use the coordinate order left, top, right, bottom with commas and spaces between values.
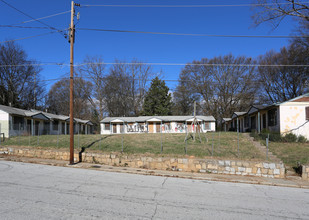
69, 1, 80, 165
33, 71, 36, 109
193, 101, 196, 141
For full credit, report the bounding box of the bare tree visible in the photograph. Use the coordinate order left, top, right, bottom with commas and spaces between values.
78, 55, 106, 120
102, 62, 132, 116
79, 57, 153, 117
257, 42, 309, 103
180, 55, 258, 125
251, 0, 309, 28
0, 41, 45, 109
128, 59, 153, 116
173, 67, 200, 115
47, 78, 93, 119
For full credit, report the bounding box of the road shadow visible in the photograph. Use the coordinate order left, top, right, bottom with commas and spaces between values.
78, 135, 112, 163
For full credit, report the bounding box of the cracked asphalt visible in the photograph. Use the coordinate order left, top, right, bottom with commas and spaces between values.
1, 160, 309, 219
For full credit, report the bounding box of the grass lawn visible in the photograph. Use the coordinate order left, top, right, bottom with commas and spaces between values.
1, 132, 267, 161
267, 141, 309, 169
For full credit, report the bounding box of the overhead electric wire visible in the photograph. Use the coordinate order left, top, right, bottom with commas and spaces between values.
77, 28, 305, 39
0, 29, 66, 44
82, 2, 309, 8
73, 62, 309, 67
0, 25, 52, 29
0, 0, 66, 37
1, 25, 302, 39
1, 62, 309, 68
14, 10, 71, 25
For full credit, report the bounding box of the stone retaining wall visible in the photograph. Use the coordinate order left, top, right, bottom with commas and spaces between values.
302, 165, 309, 181
0, 146, 285, 178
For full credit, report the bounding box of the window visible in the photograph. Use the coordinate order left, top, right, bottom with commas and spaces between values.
53, 120, 59, 130
262, 114, 266, 129
244, 116, 249, 128
268, 108, 277, 126
204, 122, 210, 130
13, 116, 24, 130
306, 106, 309, 120
105, 123, 110, 130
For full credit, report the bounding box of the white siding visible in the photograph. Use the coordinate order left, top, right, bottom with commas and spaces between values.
280, 104, 309, 139
210, 121, 216, 132
101, 123, 111, 135
0, 110, 9, 138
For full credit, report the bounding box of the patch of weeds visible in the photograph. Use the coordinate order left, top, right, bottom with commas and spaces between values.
92, 156, 99, 164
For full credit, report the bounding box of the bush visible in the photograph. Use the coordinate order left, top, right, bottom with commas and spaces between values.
282, 133, 298, 142
297, 135, 308, 143
269, 133, 283, 142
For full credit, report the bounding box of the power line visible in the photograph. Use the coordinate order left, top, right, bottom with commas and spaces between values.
74, 62, 309, 67
0, 0, 66, 37
13, 10, 71, 25
77, 28, 305, 39
0, 25, 52, 29
1, 62, 309, 68
0, 29, 67, 44
82, 2, 309, 8
0, 30, 66, 44
0, 62, 65, 67
1, 25, 302, 39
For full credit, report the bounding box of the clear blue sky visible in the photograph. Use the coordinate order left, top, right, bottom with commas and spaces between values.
0, 0, 297, 91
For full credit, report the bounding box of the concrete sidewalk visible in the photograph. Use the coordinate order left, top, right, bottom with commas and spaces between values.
1, 154, 309, 189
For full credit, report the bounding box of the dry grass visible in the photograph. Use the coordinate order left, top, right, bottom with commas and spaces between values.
268, 141, 309, 168
2, 132, 267, 161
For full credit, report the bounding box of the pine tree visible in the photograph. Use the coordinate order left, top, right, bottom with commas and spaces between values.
143, 77, 173, 116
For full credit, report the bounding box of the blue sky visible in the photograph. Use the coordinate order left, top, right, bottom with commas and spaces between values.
0, 0, 297, 91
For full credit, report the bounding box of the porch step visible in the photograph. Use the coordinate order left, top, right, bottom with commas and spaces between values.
243, 133, 282, 163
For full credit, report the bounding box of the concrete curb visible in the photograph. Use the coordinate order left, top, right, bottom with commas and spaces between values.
1, 155, 309, 189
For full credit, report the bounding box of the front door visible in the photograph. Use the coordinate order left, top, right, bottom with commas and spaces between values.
27, 119, 32, 135
156, 124, 160, 133
35, 121, 40, 135
149, 123, 154, 133
113, 124, 117, 133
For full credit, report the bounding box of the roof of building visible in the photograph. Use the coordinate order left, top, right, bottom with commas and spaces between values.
222, 118, 231, 122
281, 93, 309, 104
0, 105, 92, 124
101, 115, 216, 123
231, 112, 247, 119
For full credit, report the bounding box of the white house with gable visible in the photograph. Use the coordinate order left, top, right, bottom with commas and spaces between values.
223, 93, 309, 139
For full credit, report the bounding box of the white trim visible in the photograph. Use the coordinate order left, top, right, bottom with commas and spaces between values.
146, 117, 162, 122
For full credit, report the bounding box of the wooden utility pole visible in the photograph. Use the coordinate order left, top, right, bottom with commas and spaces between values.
69, 1, 79, 164
193, 101, 196, 141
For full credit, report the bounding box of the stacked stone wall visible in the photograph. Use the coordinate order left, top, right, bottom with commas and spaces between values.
0, 146, 285, 179
302, 165, 309, 181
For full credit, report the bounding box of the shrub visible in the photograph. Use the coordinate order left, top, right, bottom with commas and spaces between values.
297, 135, 308, 143
282, 133, 297, 142
268, 133, 283, 142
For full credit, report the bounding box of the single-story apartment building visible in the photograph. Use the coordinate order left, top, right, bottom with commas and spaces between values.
222, 118, 232, 131
0, 105, 93, 138
100, 115, 216, 134
223, 93, 309, 139
230, 112, 247, 132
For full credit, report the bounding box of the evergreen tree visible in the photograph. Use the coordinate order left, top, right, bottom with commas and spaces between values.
143, 77, 173, 116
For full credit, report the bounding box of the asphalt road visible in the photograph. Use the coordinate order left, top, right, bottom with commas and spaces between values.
0, 161, 309, 220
